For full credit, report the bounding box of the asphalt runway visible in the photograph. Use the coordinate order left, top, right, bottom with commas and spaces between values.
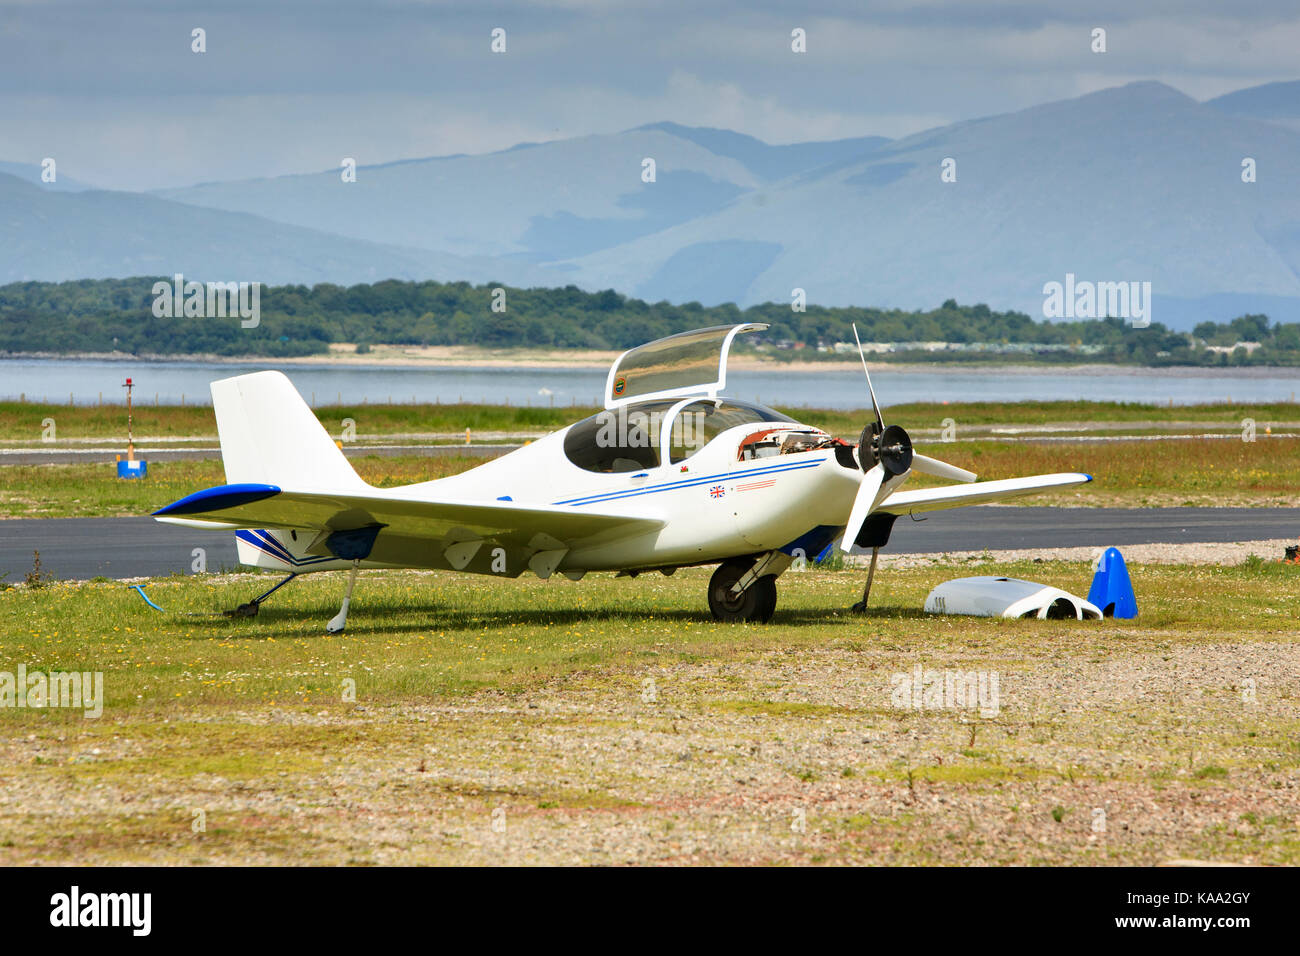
2, 507, 1296, 582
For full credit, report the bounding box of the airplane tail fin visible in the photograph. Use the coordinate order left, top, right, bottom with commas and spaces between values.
210, 371, 367, 490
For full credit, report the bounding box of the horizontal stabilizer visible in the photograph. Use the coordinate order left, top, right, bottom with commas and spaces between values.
878, 473, 1092, 515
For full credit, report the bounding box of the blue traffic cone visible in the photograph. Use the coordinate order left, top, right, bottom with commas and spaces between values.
1088, 547, 1138, 618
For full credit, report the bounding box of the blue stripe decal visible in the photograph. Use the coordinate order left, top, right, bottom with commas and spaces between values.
252, 530, 299, 564
240, 530, 293, 564
554, 458, 826, 507
254, 530, 335, 566
266, 532, 336, 566
236, 530, 336, 567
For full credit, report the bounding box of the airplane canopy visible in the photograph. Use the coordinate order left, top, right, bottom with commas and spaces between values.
604, 323, 768, 409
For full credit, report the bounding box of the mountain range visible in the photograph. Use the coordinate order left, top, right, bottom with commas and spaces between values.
3, 79, 1299, 331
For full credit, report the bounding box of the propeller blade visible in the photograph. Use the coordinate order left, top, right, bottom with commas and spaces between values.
852, 323, 884, 432
840, 465, 885, 553
911, 453, 977, 483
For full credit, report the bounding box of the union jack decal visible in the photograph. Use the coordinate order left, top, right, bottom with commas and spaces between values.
709, 485, 726, 498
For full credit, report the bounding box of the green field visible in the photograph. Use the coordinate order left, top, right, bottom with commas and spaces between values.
2, 434, 1297, 520
4, 398, 1299, 441
0, 560, 1296, 865
3, 397, 1299, 519
0, 456, 483, 520
4, 391, 1296, 862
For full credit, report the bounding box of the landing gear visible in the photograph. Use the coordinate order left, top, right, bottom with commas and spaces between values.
224, 572, 298, 619
327, 560, 360, 634
850, 547, 879, 614
708, 556, 779, 623
219, 560, 362, 634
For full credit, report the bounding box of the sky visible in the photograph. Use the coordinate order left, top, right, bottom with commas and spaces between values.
1, 0, 1298, 190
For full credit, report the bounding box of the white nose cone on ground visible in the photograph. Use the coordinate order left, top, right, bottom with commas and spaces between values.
924, 576, 1102, 620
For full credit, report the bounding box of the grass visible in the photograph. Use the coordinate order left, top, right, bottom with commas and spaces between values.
4, 396, 1298, 519
3, 433, 1297, 518
4, 398, 1299, 442
0, 455, 481, 519
0, 399, 593, 442
0, 559, 1297, 864
903, 437, 1300, 506
876, 399, 1300, 428
3, 393, 1296, 862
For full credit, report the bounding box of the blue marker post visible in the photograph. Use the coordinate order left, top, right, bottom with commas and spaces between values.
1087, 547, 1138, 618
115, 376, 148, 479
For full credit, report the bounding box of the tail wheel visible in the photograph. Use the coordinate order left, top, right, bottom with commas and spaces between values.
708, 558, 778, 623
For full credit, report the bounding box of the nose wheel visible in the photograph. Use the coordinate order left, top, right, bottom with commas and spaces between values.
708, 557, 778, 623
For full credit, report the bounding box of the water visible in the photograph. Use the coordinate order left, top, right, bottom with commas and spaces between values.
1, 357, 1298, 409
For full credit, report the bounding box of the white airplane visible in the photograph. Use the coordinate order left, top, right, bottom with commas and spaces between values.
151, 323, 1091, 631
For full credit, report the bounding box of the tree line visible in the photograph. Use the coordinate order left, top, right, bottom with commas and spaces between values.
1, 277, 1296, 366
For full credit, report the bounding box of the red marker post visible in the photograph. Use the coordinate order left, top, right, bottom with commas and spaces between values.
116, 377, 147, 479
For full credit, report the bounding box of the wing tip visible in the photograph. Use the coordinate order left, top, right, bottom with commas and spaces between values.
153, 482, 281, 517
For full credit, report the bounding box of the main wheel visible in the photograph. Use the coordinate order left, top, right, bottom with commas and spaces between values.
752, 575, 778, 622
708, 559, 778, 623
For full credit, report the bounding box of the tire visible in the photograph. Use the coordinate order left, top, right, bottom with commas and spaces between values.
708, 559, 778, 623
751, 575, 778, 623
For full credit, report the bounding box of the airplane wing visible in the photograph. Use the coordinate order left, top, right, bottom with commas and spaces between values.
155, 483, 662, 539
153, 483, 664, 576
877, 472, 1092, 515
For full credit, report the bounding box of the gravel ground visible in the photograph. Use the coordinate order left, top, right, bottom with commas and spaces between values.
3, 635, 1296, 866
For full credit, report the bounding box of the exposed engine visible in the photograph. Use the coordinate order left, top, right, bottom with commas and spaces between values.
736, 427, 846, 462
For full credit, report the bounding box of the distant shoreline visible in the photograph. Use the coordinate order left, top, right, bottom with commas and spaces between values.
3, 346, 1300, 378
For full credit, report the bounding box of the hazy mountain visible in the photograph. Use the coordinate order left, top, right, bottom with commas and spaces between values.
631, 122, 890, 181
156, 125, 888, 263
0, 161, 96, 192
1205, 80, 1300, 131
558, 81, 1300, 328
6, 81, 1300, 330
0, 173, 548, 287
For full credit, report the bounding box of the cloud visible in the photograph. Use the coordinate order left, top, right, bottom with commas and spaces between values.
0, 0, 1296, 188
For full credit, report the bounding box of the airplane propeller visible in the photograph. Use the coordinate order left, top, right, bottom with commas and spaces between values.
841, 325, 978, 553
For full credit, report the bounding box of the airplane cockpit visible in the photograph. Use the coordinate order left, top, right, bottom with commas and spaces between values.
563, 323, 844, 473
562, 398, 800, 473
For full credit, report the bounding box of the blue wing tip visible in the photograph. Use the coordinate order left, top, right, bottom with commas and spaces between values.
154, 483, 281, 517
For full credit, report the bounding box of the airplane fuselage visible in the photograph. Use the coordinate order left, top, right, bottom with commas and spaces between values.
234, 403, 863, 577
